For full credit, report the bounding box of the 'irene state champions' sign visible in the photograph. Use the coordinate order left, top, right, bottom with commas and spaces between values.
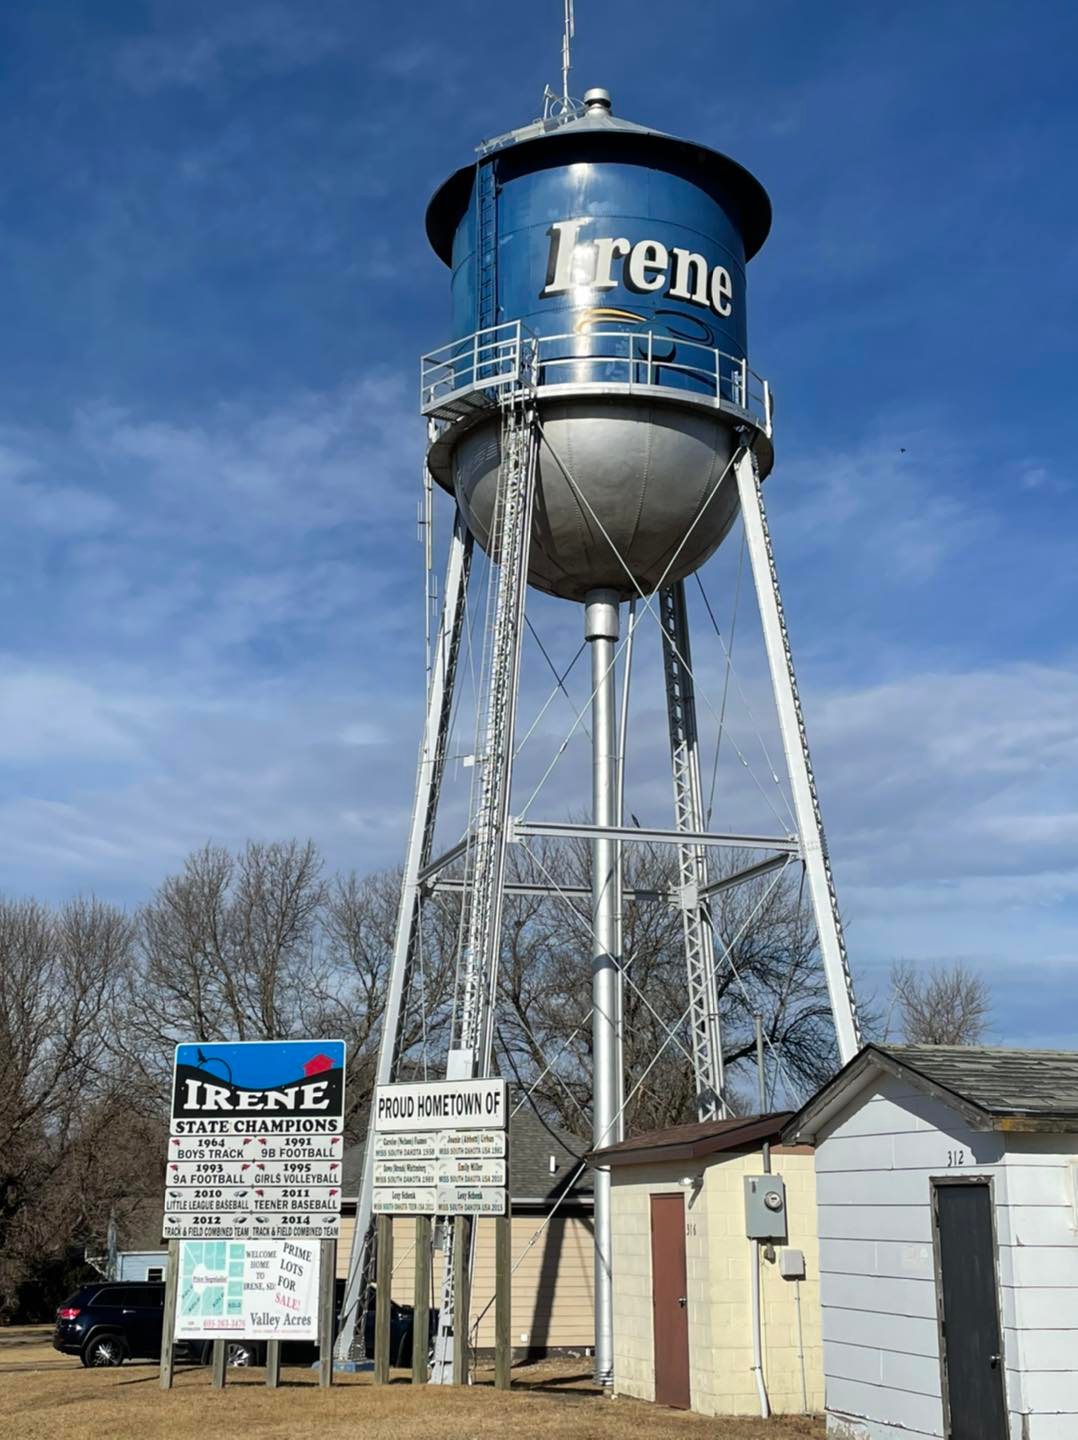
165, 1039, 346, 1240
372, 1078, 507, 1216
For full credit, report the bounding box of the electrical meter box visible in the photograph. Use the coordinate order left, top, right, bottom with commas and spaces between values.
744, 1173, 788, 1240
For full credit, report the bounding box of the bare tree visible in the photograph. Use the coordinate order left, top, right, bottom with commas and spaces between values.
311, 867, 457, 1131
119, 840, 329, 1107
888, 960, 991, 1045
0, 896, 154, 1318
493, 841, 842, 1137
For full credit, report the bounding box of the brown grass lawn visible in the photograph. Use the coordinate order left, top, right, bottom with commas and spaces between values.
1, 1334, 824, 1440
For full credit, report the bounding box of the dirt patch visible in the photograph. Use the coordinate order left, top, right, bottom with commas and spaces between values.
0, 1352, 825, 1440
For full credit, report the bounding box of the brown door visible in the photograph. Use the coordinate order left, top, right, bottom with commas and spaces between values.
650, 1193, 690, 1408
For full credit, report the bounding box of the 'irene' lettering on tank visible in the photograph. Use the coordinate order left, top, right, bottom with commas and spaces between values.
540, 218, 734, 318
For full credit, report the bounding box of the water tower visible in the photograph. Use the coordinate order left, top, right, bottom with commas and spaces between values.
337, 80, 861, 1384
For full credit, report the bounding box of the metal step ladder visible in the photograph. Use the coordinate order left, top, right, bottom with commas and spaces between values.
429, 385, 539, 1383
475, 158, 498, 354
659, 579, 726, 1120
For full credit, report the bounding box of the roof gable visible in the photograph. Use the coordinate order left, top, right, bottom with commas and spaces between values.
785, 1043, 1078, 1144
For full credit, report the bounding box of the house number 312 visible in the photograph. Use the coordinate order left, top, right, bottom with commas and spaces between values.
947, 1150, 966, 1167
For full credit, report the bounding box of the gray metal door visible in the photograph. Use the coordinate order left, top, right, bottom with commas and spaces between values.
933, 1180, 1008, 1440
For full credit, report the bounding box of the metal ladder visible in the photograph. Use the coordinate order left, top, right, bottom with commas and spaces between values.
429, 384, 539, 1383
474, 158, 498, 349
659, 579, 726, 1120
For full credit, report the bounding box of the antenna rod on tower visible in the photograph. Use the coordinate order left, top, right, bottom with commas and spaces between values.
562, 0, 575, 102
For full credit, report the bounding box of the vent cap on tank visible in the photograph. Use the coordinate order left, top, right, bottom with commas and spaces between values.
583, 87, 612, 113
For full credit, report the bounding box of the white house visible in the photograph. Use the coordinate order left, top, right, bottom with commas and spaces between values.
785, 1044, 1078, 1440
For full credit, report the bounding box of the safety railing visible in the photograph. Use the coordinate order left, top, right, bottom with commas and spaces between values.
420, 321, 524, 416
420, 322, 772, 436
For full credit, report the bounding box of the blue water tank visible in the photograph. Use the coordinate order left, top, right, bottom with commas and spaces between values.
423, 89, 773, 602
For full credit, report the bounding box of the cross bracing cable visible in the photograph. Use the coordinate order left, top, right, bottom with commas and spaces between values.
465, 861, 795, 1354
515, 836, 700, 1076
524, 614, 591, 743
694, 547, 796, 833
512, 639, 587, 762
521, 425, 794, 834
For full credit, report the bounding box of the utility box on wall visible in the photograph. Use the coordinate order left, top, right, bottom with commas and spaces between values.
744, 1173, 787, 1240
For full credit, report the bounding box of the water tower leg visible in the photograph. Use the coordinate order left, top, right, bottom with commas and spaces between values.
733, 449, 862, 1064
659, 579, 727, 1119
334, 517, 473, 1363
585, 587, 622, 1386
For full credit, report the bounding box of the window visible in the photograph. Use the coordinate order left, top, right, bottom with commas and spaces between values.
145, 1268, 164, 1284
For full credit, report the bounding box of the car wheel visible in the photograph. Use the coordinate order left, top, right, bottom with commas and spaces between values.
82, 1335, 127, 1367
227, 1342, 259, 1367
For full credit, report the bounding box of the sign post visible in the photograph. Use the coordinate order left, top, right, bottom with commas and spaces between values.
412, 1215, 432, 1385
158, 1239, 179, 1390
265, 1339, 281, 1389
451, 1218, 471, 1386
318, 1238, 336, 1388
495, 1209, 511, 1390
159, 1039, 346, 1388
373, 1215, 393, 1384
211, 1339, 227, 1389
371, 1078, 508, 1386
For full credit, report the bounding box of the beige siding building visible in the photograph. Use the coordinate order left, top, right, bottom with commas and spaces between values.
338, 1104, 596, 1356
592, 1113, 823, 1417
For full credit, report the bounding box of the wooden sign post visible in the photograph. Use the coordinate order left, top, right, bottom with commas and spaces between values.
494, 1209, 512, 1390
412, 1215, 432, 1384
159, 1239, 179, 1390
451, 1216, 471, 1386
373, 1216, 394, 1384
319, 1238, 337, 1388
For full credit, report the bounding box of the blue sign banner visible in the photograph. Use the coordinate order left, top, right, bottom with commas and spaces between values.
171, 1039, 346, 1126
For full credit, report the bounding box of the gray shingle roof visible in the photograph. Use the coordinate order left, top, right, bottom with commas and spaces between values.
786, 1043, 1078, 1144
885, 1044, 1078, 1116
342, 1102, 592, 1206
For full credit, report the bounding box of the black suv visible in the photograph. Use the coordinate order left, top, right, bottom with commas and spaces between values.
54, 1282, 169, 1367
54, 1279, 428, 1369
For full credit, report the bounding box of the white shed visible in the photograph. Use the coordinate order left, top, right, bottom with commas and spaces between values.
785, 1044, 1078, 1440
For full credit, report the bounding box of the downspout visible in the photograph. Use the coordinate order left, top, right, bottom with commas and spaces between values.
751, 1244, 771, 1419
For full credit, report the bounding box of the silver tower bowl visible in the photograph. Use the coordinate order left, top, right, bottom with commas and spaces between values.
442, 395, 770, 603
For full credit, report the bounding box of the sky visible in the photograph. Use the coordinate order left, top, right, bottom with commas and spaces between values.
1, 1, 1077, 1046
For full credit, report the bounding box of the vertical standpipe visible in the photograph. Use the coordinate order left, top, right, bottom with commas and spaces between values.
585, 587, 621, 1386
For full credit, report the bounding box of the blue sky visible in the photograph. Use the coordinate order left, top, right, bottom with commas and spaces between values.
2, 1, 1077, 1045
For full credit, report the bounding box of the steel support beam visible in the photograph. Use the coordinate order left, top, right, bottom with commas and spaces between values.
334, 517, 473, 1362
734, 448, 862, 1063
511, 818, 800, 852
698, 853, 792, 902
660, 579, 726, 1120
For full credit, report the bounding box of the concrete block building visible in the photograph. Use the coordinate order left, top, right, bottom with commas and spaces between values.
786, 1044, 1078, 1440
591, 1113, 823, 1417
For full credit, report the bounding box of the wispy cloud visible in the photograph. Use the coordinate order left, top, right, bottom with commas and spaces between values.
115, 6, 344, 95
